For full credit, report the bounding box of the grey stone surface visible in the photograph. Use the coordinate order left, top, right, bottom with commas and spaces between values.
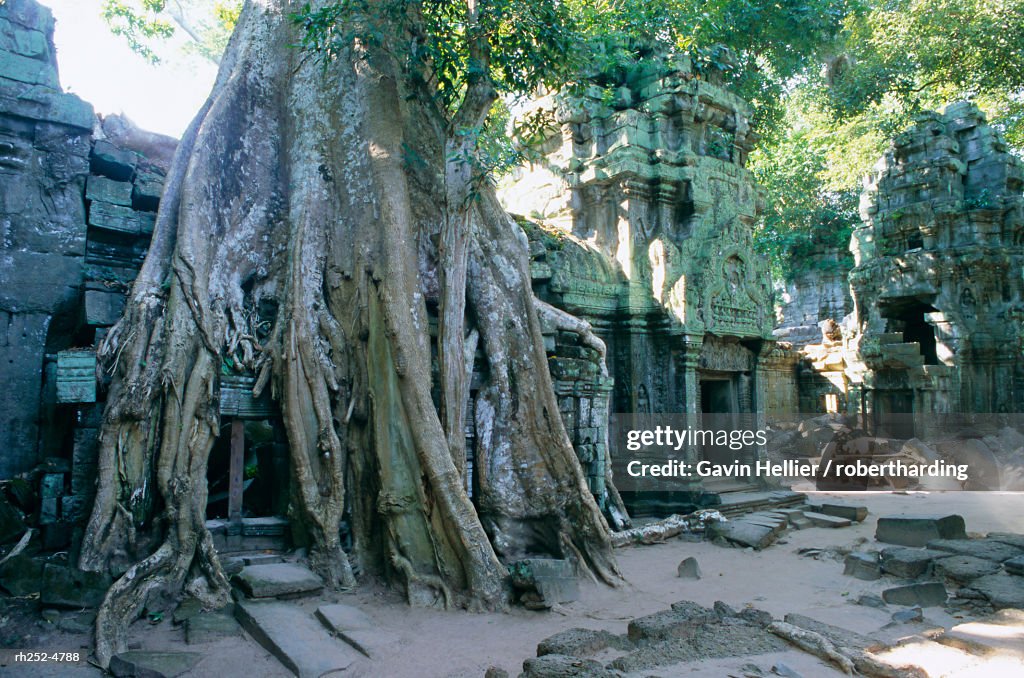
185, 612, 242, 644
108, 651, 202, 678
677, 556, 702, 579
86, 175, 133, 206
536, 628, 622, 657
933, 555, 1001, 583
708, 520, 778, 550
233, 562, 323, 599
522, 654, 616, 678
803, 511, 851, 528
880, 547, 944, 579
41, 563, 111, 608
875, 514, 967, 547
843, 552, 881, 580
964, 574, 1024, 609
927, 538, 1024, 563
315, 603, 393, 658
628, 603, 717, 644
1004, 554, 1024, 576
987, 532, 1024, 550
235, 599, 363, 677
818, 503, 868, 522
882, 582, 947, 607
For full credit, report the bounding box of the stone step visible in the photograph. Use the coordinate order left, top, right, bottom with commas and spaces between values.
316, 603, 397, 658
233, 562, 323, 599
803, 511, 852, 528
235, 599, 365, 677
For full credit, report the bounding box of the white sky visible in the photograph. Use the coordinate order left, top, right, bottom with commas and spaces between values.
40, 0, 217, 137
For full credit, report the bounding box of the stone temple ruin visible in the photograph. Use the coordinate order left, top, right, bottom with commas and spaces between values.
502, 56, 778, 513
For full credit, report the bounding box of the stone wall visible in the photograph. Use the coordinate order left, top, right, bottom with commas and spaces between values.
774, 245, 853, 349
0, 0, 94, 479
850, 102, 1024, 428
0, 0, 177, 549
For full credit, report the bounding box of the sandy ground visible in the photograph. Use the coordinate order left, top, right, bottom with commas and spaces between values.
6, 489, 1024, 677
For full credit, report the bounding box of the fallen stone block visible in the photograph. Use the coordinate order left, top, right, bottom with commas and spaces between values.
628, 601, 717, 645
933, 555, 1001, 584
509, 558, 579, 607
927, 538, 1024, 563
185, 612, 242, 644
963, 574, 1024, 609
880, 547, 943, 579
1004, 555, 1024, 576
844, 552, 881, 580
677, 556, 702, 579
41, 563, 111, 608
875, 514, 967, 547
882, 582, 947, 607
233, 562, 323, 599
522, 654, 616, 678
235, 599, 363, 677
987, 532, 1024, 550
708, 520, 777, 549
819, 503, 868, 522
803, 511, 851, 528
109, 651, 202, 678
536, 627, 622, 657
856, 594, 886, 609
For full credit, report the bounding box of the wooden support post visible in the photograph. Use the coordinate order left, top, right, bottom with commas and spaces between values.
229, 418, 244, 533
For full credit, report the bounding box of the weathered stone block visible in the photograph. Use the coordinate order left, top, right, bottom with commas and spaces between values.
882, 581, 947, 607
536, 628, 621, 657
56, 349, 96, 403
522, 654, 616, 678
880, 547, 944, 579
803, 511, 851, 528
875, 514, 967, 547
0, 47, 58, 87
818, 503, 868, 522
90, 139, 136, 180
41, 563, 111, 608
109, 651, 202, 678
844, 552, 882, 580
60, 494, 91, 523
185, 612, 243, 644
677, 556, 701, 579
927, 538, 1024, 563
233, 562, 323, 599
89, 200, 141, 235
933, 555, 1000, 584
84, 288, 126, 327
1004, 555, 1024, 576
87, 175, 133, 206
964, 574, 1024, 609
133, 168, 164, 209
0, 20, 47, 59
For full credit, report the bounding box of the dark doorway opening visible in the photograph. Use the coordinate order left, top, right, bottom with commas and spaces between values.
880, 297, 939, 365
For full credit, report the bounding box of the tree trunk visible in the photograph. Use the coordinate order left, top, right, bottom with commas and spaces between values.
81, 0, 619, 667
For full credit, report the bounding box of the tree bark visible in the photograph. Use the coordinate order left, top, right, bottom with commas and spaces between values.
81, 0, 620, 667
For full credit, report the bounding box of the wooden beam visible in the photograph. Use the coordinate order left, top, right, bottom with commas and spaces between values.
229, 419, 244, 531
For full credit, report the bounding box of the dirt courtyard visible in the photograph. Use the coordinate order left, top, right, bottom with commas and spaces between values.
8, 489, 1024, 677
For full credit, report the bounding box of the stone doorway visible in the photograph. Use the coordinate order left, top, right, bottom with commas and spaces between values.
700, 374, 738, 467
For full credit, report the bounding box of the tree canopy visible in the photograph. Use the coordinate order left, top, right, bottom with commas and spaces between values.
102, 0, 1024, 280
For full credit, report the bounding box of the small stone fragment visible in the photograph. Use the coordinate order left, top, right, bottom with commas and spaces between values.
677, 556, 702, 579
890, 607, 923, 624
108, 651, 202, 678
856, 594, 887, 609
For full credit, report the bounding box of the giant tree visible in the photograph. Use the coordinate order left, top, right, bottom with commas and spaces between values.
80, 0, 621, 666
